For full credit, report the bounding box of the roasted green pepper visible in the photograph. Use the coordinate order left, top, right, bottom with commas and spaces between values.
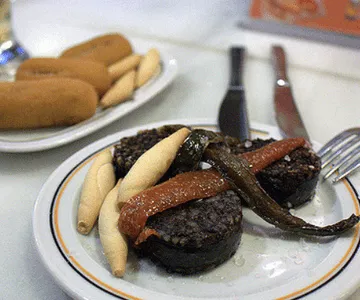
168, 129, 224, 176
204, 146, 359, 236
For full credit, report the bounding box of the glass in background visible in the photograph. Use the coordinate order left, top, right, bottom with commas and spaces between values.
0, 0, 28, 80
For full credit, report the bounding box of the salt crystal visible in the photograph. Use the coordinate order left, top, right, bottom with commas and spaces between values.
281, 256, 289, 264
307, 269, 315, 277
288, 248, 299, 259
284, 155, 291, 162
233, 255, 245, 267
300, 238, 310, 252
244, 140, 252, 148
294, 257, 304, 265
226, 282, 234, 287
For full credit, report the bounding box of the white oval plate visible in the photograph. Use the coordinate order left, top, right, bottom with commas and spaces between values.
0, 49, 177, 153
33, 118, 360, 300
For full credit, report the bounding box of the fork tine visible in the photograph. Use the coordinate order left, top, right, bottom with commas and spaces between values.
333, 157, 360, 182
318, 128, 360, 157
321, 135, 360, 168
323, 145, 360, 179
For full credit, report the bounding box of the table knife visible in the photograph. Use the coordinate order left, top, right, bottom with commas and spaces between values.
272, 45, 310, 141
218, 47, 250, 141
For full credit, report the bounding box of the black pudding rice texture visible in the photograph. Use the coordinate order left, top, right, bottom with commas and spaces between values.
113, 125, 185, 178
138, 190, 242, 274
225, 137, 321, 208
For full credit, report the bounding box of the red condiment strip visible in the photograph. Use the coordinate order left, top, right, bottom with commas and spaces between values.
242, 137, 305, 174
118, 169, 230, 241
135, 228, 161, 245
118, 137, 306, 242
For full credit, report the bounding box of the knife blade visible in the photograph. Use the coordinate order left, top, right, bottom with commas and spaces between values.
218, 47, 250, 141
272, 45, 310, 141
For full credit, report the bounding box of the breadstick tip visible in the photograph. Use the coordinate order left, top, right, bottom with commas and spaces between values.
113, 268, 125, 278
77, 221, 90, 235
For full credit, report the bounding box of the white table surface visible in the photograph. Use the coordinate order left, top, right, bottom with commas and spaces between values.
2, 0, 360, 299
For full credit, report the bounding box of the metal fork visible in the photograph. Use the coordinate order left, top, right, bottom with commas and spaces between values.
318, 128, 360, 182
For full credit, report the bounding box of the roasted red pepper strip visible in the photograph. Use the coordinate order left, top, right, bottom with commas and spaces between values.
135, 228, 161, 245
242, 137, 305, 174
119, 137, 306, 242
118, 169, 230, 241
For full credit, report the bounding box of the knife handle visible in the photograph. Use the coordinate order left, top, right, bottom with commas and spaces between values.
230, 47, 245, 87
272, 45, 288, 82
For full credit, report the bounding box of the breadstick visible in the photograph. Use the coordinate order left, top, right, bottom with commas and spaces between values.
77, 149, 116, 235
136, 48, 160, 88
98, 179, 127, 277
108, 54, 141, 82
100, 70, 136, 108
114, 127, 190, 277
117, 127, 191, 209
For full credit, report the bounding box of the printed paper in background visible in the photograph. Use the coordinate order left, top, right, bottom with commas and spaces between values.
250, 0, 360, 36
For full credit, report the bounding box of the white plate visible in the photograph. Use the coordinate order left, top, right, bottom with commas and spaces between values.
33, 118, 360, 300
0, 49, 177, 153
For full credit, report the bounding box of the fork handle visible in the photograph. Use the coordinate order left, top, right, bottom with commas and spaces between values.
272, 45, 288, 82
230, 47, 245, 87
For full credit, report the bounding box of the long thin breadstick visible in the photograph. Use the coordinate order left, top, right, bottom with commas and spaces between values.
108, 54, 141, 82
100, 70, 136, 108
77, 149, 116, 235
117, 127, 191, 209
114, 127, 191, 277
98, 179, 127, 277
135, 48, 160, 88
